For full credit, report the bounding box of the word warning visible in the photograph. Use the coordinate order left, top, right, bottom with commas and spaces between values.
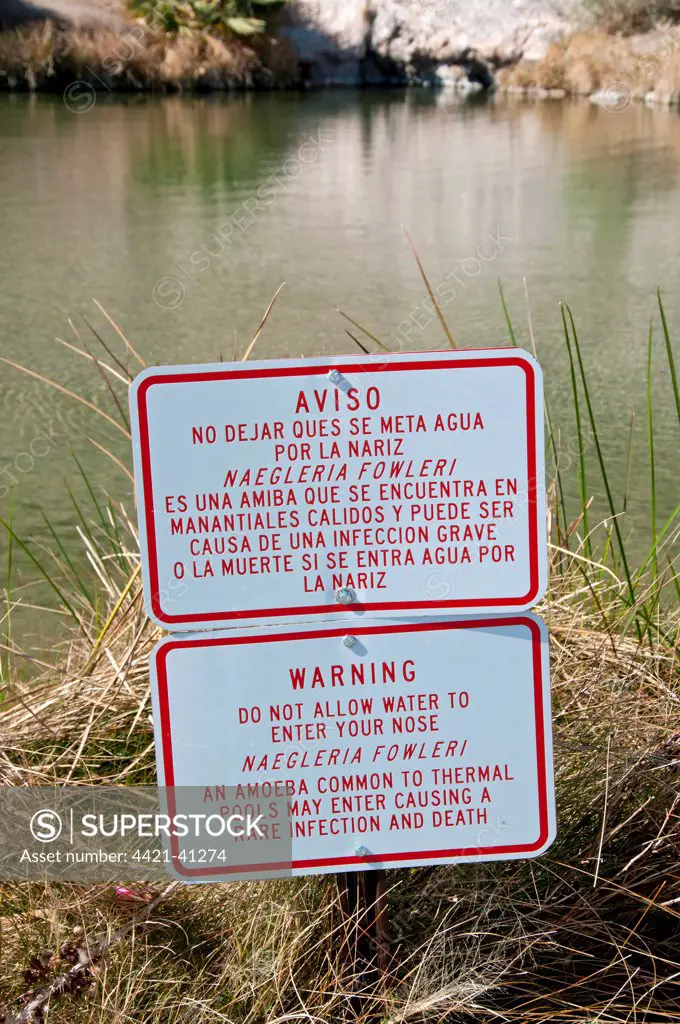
150, 614, 555, 880
130, 351, 546, 628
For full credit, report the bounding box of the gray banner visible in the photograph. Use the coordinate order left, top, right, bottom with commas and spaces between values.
0, 787, 293, 882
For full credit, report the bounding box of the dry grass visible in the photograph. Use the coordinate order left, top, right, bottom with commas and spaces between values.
0, 569, 678, 1022
499, 26, 680, 100
582, 0, 680, 34
0, 285, 678, 1022
0, 19, 281, 91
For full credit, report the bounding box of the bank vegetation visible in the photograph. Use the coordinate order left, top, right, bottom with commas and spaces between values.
4, 0, 680, 99
0, 0, 297, 92
500, 23, 680, 106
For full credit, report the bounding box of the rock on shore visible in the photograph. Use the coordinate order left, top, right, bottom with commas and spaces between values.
280, 0, 574, 85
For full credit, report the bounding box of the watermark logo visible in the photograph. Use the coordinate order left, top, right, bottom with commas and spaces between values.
30, 809, 63, 843
595, 82, 632, 113
4, 788, 294, 881
153, 276, 186, 311
422, 569, 454, 601
63, 82, 97, 114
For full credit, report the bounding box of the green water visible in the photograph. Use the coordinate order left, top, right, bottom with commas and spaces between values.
0, 90, 678, 640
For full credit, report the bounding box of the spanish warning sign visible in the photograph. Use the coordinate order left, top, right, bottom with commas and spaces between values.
130, 350, 546, 629
150, 614, 555, 881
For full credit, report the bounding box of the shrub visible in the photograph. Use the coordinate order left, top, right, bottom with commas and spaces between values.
583, 0, 680, 34
129, 0, 285, 38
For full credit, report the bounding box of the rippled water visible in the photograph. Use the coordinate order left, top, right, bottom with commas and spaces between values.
0, 90, 678, 636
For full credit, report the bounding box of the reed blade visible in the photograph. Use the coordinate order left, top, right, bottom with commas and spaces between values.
562, 305, 591, 561
564, 305, 638, 620
657, 288, 680, 428
647, 321, 658, 591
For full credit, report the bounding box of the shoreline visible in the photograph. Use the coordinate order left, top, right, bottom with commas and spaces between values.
2, 19, 680, 108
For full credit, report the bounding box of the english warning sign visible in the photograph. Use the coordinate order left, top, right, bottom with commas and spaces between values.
130, 350, 546, 629
150, 614, 555, 881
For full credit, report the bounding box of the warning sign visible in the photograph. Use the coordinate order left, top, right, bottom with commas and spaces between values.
130, 350, 546, 629
150, 614, 555, 880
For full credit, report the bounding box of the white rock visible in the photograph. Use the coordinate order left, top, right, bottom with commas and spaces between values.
284, 0, 575, 85
434, 64, 464, 88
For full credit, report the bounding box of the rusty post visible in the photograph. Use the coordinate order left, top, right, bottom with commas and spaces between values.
336, 867, 392, 1019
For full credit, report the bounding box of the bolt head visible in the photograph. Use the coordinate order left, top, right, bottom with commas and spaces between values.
336, 588, 356, 605
355, 844, 370, 857
343, 635, 358, 648
328, 369, 342, 384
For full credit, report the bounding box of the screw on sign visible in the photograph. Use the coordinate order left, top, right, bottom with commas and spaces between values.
131, 349, 553, 995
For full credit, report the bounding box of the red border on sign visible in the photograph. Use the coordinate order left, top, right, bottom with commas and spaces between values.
154, 616, 550, 877
136, 355, 541, 625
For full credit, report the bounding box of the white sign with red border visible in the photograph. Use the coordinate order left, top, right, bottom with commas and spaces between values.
150, 613, 555, 882
130, 350, 546, 629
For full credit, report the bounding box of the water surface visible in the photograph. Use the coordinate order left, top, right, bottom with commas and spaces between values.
0, 90, 678, 638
